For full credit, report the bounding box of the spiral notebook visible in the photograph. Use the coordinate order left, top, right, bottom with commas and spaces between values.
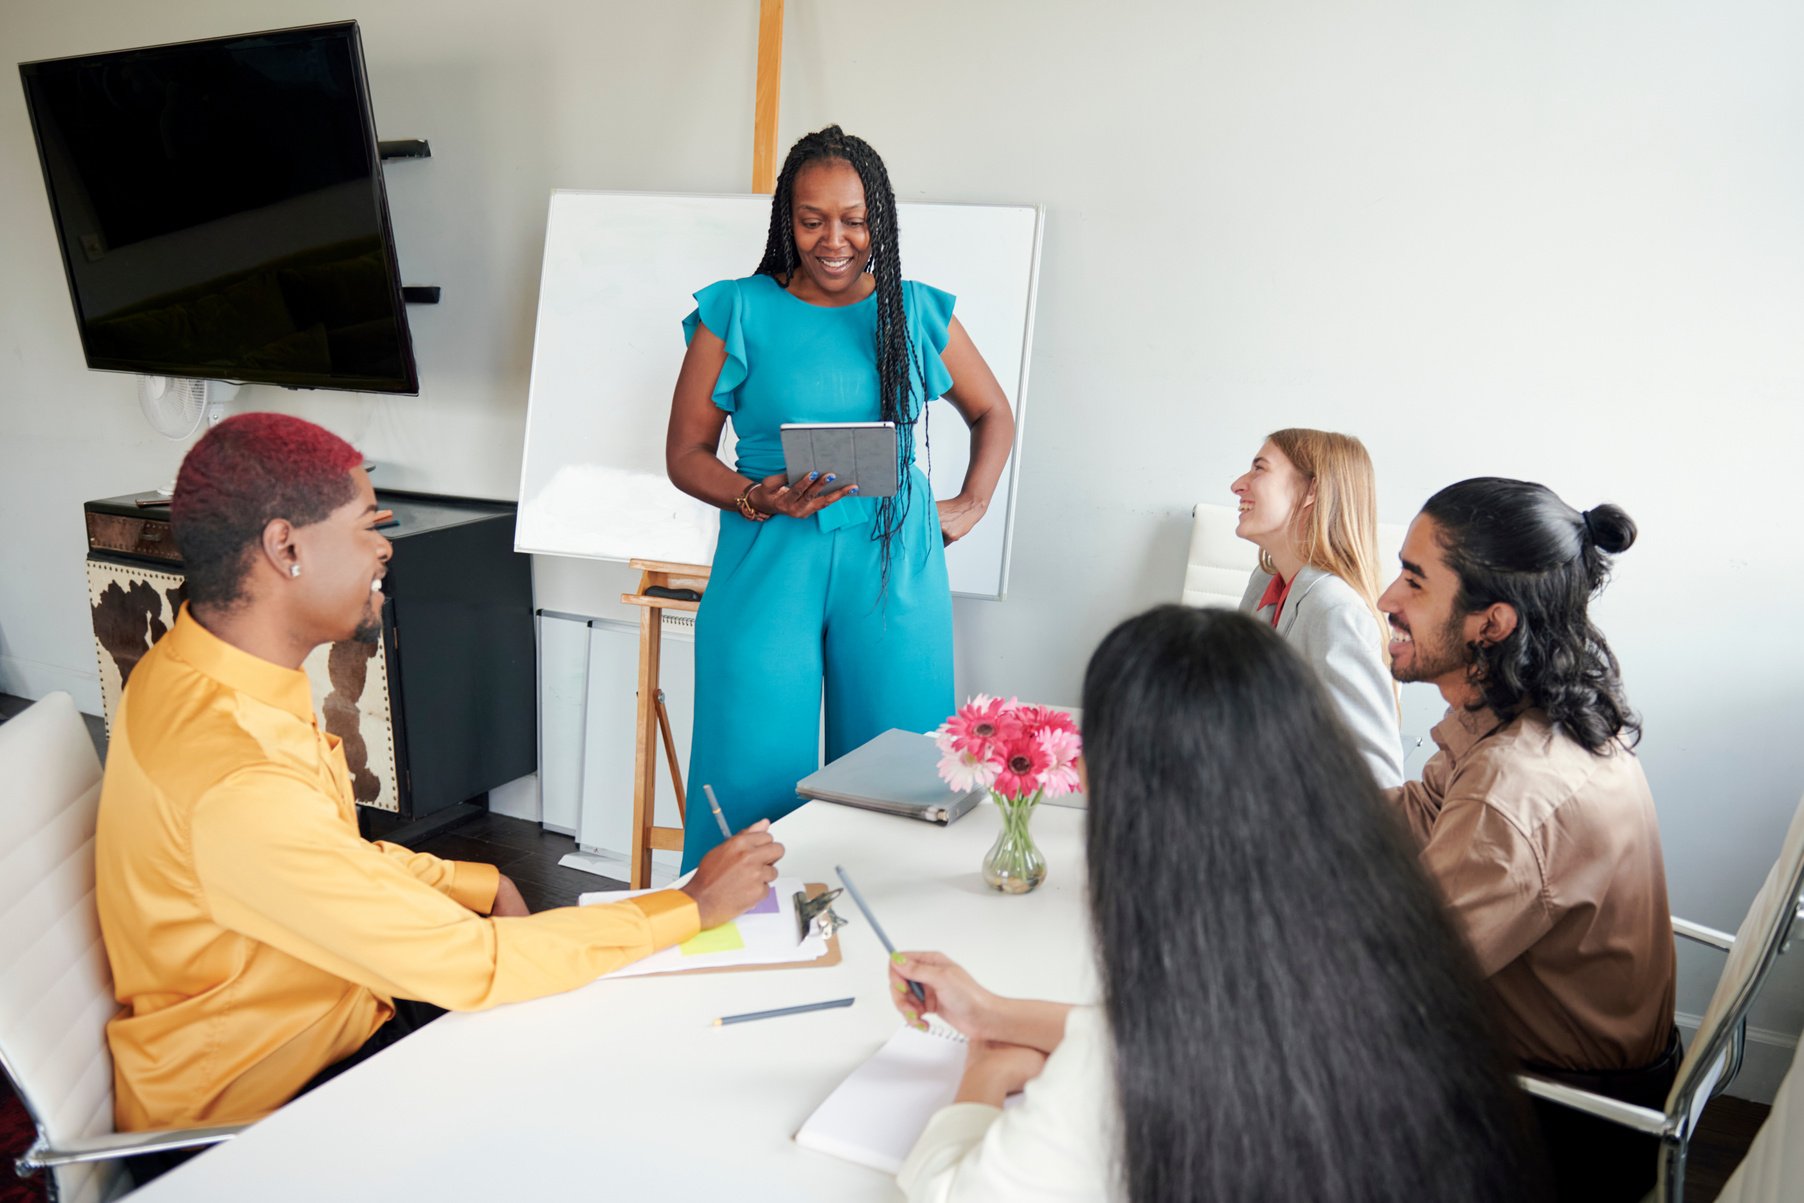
794, 1024, 973, 1174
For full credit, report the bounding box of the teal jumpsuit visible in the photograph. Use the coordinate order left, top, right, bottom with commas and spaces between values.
679, 275, 956, 870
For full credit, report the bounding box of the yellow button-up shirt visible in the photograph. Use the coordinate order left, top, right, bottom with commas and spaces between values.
96, 607, 699, 1131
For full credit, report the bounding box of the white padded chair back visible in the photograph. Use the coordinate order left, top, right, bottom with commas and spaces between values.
1180, 503, 1259, 609
1713, 1038, 1801, 1203
0, 693, 127, 1203
1668, 793, 1804, 1179
1181, 502, 1410, 610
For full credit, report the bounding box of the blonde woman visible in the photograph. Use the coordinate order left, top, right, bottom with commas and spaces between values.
1230, 428, 1404, 787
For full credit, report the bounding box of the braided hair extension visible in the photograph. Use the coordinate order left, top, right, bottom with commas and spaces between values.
755, 125, 926, 590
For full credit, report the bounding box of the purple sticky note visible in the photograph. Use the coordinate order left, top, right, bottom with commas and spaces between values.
747, 885, 780, 915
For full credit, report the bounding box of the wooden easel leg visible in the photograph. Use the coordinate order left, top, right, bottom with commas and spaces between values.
629, 606, 663, 889
656, 690, 686, 823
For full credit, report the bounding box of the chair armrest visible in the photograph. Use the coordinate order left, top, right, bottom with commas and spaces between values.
18, 1122, 247, 1171
1515, 1074, 1670, 1137
1672, 917, 1734, 951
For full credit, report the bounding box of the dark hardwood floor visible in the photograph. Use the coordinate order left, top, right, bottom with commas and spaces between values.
0, 694, 1780, 1198
407, 809, 626, 911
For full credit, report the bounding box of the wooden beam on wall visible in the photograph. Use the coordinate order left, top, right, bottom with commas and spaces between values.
752, 0, 785, 192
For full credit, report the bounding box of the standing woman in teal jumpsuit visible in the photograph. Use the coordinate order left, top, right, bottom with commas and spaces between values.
667, 126, 1015, 870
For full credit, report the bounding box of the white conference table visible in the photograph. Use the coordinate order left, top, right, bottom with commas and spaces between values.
133, 799, 1095, 1202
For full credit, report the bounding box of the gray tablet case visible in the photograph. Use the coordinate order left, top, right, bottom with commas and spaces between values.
795, 728, 982, 825
779, 422, 899, 498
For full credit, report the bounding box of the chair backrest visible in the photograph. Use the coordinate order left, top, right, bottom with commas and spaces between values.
1180, 502, 1409, 610
1666, 793, 1804, 1169
0, 693, 126, 1203
1713, 1037, 1801, 1203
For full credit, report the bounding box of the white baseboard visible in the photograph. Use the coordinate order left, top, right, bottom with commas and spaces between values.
0, 655, 101, 715
1676, 1011, 1798, 1105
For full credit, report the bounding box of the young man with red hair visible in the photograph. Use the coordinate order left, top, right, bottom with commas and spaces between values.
96, 413, 782, 1143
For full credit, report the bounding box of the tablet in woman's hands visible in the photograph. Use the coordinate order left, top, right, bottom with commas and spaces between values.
779, 422, 899, 498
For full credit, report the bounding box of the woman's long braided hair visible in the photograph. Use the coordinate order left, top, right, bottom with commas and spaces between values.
755, 125, 923, 588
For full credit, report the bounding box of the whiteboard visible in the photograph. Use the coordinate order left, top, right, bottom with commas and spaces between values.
514, 190, 1043, 598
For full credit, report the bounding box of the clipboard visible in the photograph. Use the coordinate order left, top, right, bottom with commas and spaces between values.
584, 881, 843, 979
670, 882, 842, 977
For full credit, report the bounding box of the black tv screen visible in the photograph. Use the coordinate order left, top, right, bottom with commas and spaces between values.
19, 22, 420, 393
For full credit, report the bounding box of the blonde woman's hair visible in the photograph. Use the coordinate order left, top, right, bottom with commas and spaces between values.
1258, 428, 1389, 655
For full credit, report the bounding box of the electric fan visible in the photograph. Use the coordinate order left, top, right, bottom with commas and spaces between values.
139, 376, 243, 494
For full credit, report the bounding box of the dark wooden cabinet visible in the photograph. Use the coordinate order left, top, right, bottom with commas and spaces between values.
84, 489, 536, 837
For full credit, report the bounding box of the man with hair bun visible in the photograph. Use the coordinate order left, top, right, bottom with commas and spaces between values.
96, 413, 783, 1154
1378, 476, 1675, 1203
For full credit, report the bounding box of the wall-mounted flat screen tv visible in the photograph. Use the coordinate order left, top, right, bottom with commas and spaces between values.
19, 21, 420, 393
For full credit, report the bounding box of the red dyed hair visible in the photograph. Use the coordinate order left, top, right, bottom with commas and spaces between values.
172, 413, 364, 608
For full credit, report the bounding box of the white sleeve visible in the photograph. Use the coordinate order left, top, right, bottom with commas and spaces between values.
898, 1007, 1117, 1203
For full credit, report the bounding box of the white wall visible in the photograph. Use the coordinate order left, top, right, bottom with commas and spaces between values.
3, 0, 1800, 1076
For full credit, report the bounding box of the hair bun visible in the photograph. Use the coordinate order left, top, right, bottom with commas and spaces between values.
1583, 504, 1637, 555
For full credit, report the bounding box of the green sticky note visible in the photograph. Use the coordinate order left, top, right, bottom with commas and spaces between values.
680, 922, 745, 956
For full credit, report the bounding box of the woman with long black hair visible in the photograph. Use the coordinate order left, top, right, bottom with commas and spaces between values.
892, 606, 1549, 1202
667, 126, 1014, 870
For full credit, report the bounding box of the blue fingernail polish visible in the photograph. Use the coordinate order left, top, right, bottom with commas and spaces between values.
848, 485, 859, 494
824, 473, 837, 483
808, 471, 819, 481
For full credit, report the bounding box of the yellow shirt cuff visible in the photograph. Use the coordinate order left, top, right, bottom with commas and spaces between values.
626, 890, 701, 949
448, 861, 501, 913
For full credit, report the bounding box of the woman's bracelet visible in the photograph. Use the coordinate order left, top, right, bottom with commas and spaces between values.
734, 479, 769, 522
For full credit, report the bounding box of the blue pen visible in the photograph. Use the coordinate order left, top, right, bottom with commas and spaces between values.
835, 866, 926, 1005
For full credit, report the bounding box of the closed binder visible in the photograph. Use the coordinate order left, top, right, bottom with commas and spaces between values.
795, 728, 982, 825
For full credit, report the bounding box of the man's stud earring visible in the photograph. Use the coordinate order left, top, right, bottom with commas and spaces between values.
289, 564, 302, 578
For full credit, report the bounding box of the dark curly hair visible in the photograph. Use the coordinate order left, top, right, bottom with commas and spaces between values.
1422, 477, 1640, 753
172, 412, 363, 609
755, 124, 923, 588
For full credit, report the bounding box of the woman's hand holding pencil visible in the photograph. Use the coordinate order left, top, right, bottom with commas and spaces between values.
887, 950, 996, 1034
888, 952, 1077, 1057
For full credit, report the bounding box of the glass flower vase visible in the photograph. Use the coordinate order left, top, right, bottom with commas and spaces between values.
982, 794, 1046, 894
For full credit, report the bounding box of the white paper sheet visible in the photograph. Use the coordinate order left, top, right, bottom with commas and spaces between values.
580, 876, 829, 977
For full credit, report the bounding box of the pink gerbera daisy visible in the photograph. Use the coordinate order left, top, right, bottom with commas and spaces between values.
940, 694, 1023, 755
1035, 727, 1083, 797
991, 737, 1053, 800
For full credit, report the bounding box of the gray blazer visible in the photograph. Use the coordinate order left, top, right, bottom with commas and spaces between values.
1240, 566, 1406, 789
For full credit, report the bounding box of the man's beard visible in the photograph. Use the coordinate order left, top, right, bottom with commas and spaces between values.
1390, 610, 1474, 684
351, 609, 382, 644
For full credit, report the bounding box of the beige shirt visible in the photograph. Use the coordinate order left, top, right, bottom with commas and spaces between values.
1387, 706, 1675, 1072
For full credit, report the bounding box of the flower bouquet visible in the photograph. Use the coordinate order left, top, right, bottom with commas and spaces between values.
935, 696, 1082, 894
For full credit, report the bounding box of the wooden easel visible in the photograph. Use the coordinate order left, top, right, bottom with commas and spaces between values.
621, 0, 785, 888
622, 559, 710, 888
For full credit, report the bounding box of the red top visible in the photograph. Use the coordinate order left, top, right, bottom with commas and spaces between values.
1257, 572, 1295, 628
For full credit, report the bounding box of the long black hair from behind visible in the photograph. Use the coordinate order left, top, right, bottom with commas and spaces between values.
1082, 606, 1548, 1203
756, 125, 921, 588
1422, 477, 1640, 753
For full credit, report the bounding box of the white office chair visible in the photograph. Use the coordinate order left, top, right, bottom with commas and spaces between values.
1180, 502, 1407, 610
1518, 791, 1804, 1203
0, 692, 243, 1203
1712, 1036, 1798, 1203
